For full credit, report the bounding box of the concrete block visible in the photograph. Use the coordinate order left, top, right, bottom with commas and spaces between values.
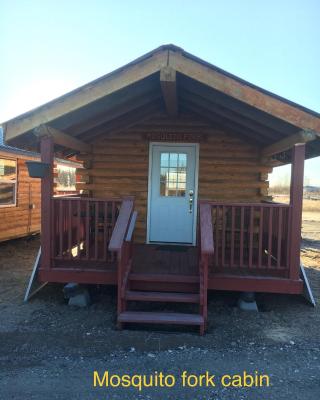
63, 282, 83, 299
238, 298, 258, 312
68, 289, 91, 307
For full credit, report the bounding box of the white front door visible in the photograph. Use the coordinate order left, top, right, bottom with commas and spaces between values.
148, 143, 198, 244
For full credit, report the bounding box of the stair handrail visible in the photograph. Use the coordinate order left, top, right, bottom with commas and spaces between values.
108, 197, 134, 318
121, 211, 138, 298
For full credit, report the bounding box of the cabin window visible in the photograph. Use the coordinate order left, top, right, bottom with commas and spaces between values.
0, 158, 17, 206
56, 165, 76, 192
160, 152, 187, 197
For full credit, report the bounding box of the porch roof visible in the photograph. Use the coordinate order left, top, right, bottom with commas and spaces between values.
2, 44, 320, 162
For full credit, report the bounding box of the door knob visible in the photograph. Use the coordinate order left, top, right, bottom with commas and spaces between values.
189, 197, 193, 213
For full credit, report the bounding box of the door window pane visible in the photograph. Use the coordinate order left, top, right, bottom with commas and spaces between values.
160, 152, 187, 197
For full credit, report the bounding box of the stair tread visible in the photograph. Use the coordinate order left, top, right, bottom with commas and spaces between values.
125, 290, 200, 303
129, 273, 200, 283
118, 311, 204, 325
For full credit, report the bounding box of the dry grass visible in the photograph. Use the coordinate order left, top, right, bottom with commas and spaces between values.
272, 195, 320, 212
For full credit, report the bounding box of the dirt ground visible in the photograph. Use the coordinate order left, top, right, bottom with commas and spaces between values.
0, 213, 319, 399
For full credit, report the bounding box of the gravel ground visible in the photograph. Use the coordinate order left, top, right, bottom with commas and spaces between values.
0, 213, 319, 400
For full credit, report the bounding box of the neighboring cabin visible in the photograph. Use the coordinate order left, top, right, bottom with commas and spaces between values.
0, 129, 80, 242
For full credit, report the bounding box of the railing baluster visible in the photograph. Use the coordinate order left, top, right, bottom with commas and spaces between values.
68, 200, 72, 259
59, 200, 63, 257
277, 208, 282, 268
214, 206, 219, 267
258, 207, 263, 268
268, 207, 273, 268
104, 201, 108, 262
230, 206, 235, 267
86, 200, 90, 260
76, 200, 81, 258
240, 206, 244, 267
111, 201, 116, 263
95, 201, 99, 260
222, 206, 226, 267
249, 206, 254, 268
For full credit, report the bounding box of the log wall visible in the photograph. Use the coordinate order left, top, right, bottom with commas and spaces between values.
0, 157, 41, 242
77, 113, 272, 243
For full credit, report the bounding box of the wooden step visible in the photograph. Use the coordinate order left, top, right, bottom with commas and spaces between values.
125, 290, 200, 303
129, 273, 200, 283
118, 311, 204, 326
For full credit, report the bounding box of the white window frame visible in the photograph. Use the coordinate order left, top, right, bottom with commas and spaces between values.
0, 157, 17, 208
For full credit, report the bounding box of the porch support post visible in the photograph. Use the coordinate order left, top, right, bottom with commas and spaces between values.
289, 143, 305, 280
40, 134, 54, 270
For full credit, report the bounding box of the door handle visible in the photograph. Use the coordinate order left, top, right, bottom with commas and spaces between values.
189, 190, 194, 213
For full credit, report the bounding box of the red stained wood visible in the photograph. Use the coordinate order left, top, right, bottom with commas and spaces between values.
258, 207, 263, 268
277, 208, 283, 268
85, 201, 90, 260
108, 198, 134, 251
118, 311, 204, 325
214, 206, 219, 266
268, 207, 273, 268
289, 144, 305, 280
129, 273, 200, 283
199, 203, 214, 255
222, 205, 226, 266
230, 206, 235, 267
239, 206, 244, 267
249, 206, 254, 268
125, 290, 200, 303
40, 135, 54, 270
94, 201, 99, 260
76, 200, 81, 258
208, 274, 303, 294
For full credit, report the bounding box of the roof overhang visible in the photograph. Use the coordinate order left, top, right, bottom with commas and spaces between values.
2, 44, 320, 161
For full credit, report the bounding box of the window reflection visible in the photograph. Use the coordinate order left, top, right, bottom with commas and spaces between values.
160, 152, 187, 197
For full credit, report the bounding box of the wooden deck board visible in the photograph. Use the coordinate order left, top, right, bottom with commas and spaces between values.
131, 244, 199, 275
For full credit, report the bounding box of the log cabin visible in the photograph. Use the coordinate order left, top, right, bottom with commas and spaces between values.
2, 45, 320, 334
0, 129, 81, 242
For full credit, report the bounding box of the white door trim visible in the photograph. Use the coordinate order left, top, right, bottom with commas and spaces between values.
146, 142, 199, 245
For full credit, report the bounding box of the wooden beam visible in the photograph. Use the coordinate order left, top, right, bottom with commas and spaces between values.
182, 101, 267, 146
35, 125, 91, 153
261, 130, 318, 157
69, 91, 161, 136
169, 50, 320, 132
181, 89, 279, 141
77, 101, 162, 142
4, 50, 168, 141
289, 143, 305, 280
160, 66, 178, 116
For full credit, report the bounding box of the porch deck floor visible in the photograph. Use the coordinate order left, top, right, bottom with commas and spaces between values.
51, 243, 288, 279
131, 244, 288, 278
131, 244, 199, 276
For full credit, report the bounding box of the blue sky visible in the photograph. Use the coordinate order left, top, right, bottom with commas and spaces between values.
0, 0, 319, 185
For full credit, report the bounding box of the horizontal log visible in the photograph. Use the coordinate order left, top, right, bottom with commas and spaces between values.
78, 169, 148, 177
199, 181, 268, 189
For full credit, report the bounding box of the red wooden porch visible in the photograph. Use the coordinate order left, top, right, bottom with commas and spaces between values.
37, 137, 306, 334
38, 195, 304, 334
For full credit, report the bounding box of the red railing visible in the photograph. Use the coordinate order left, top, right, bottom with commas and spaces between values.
52, 196, 122, 266
199, 203, 214, 334
108, 199, 136, 323
200, 201, 291, 273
